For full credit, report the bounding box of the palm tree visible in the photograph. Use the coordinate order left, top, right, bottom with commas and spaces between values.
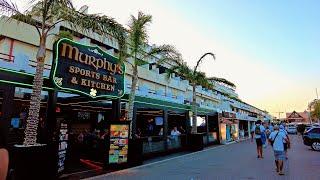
311, 100, 320, 123
0, 0, 127, 146
166, 53, 215, 133
126, 11, 182, 138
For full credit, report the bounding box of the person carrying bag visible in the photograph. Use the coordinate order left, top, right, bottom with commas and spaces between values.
268, 125, 289, 176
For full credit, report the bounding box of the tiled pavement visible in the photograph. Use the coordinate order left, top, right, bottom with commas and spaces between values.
88, 135, 320, 180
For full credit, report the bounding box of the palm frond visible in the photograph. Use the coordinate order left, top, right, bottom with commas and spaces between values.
166, 63, 193, 82
128, 11, 152, 53
194, 71, 212, 89
0, 0, 20, 15
147, 44, 183, 65
50, 3, 127, 61
0, 0, 42, 36
12, 13, 39, 25
194, 52, 215, 72
208, 77, 236, 88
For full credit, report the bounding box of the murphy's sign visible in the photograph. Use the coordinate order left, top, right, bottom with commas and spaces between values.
52, 38, 125, 98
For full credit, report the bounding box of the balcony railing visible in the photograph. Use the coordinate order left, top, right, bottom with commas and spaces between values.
141, 135, 186, 154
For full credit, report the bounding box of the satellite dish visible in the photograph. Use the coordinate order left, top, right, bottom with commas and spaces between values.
79, 5, 88, 14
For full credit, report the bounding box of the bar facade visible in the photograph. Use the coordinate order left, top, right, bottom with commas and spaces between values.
0, 15, 271, 178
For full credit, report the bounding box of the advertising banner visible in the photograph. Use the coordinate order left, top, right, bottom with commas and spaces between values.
109, 124, 129, 164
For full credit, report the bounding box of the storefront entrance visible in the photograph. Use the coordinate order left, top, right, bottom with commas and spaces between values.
239, 120, 249, 138
55, 92, 126, 175
135, 108, 188, 157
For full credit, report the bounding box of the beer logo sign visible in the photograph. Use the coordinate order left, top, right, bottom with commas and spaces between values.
52, 38, 125, 98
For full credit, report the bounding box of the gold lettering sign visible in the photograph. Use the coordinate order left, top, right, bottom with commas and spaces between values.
52, 38, 125, 98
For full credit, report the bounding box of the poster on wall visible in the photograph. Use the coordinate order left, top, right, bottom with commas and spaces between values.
57, 122, 68, 173
109, 124, 129, 164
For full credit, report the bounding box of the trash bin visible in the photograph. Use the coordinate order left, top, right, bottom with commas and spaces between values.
128, 138, 143, 167
187, 133, 204, 152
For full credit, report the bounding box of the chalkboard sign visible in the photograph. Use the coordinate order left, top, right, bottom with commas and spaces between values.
57, 122, 68, 173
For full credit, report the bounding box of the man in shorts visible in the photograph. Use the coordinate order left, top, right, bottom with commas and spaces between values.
251, 120, 266, 158
269, 125, 289, 175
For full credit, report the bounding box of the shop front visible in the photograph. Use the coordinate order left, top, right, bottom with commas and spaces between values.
195, 111, 220, 146
207, 113, 220, 144
219, 112, 239, 144
0, 38, 129, 179
132, 96, 190, 158
1, 37, 224, 178
239, 120, 250, 139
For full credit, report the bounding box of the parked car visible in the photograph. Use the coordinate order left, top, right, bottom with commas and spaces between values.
286, 124, 297, 134
304, 124, 313, 132
312, 123, 320, 127
303, 127, 320, 151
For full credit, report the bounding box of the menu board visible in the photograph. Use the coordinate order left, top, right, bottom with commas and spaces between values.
109, 124, 129, 164
57, 123, 68, 173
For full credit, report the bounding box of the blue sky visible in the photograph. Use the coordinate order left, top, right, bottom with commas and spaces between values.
15, 0, 320, 117
170, 0, 320, 75
150, 0, 320, 116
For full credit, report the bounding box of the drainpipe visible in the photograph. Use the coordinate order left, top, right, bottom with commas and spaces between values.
8, 38, 14, 62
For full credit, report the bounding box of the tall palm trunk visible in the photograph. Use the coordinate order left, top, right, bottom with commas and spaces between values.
128, 64, 138, 139
23, 36, 46, 146
191, 84, 197, 133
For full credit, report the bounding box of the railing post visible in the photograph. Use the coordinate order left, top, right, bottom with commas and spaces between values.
45, 90, 57, 144
206, 115, 209, 145
163, 109, 168, 150
112, 98, 121, 121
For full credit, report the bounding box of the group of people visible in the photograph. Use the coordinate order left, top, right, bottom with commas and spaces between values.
135, 117, 186, 139
251, 120, 290, 175
68, 129, 110, 163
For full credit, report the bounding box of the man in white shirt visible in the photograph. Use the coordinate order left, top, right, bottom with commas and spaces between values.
170, 127, 181, 143
269, 125, 289, 175
251, 120, 266, 158
171, 127, 181, 136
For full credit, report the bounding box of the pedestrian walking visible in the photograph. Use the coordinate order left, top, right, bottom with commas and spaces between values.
251, 120, 266, 158
269, 125, 289, 175
269, 123, 274, 132
280, 125, 290, 159
261, 122, 268, 148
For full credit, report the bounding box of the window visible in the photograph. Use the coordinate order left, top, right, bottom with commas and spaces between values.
310, 128, 320, 134
0, 37, 15, 62
12, 87, 48, 129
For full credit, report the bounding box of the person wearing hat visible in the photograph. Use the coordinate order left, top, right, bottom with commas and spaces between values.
269, 125, 289, 175
251, 120, 266, 158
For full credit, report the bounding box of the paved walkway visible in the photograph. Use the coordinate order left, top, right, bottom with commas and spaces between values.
88, 135, 320, 180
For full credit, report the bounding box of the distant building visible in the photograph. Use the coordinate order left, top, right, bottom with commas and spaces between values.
286, 111, 310, 123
